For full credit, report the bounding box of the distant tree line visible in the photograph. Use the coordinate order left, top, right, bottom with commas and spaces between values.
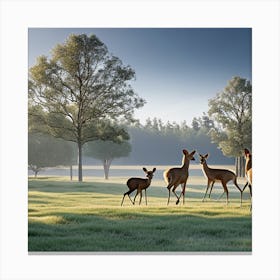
28, 115, 229, 178
119, 117, 230, 165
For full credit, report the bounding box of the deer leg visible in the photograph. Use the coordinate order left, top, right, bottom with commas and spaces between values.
144, 189, 147, 205
248, 184, 252, 198
167, 183, 173, 205
128, 194, 134, 205
133, 188, 140, 205
249, 184, 252, 211
172, 183, 180, 205
182, 182, 186, 205
202, 180, 211, 202
176, 183, 186, 205
139, 190, 143, 205
121, 195, 125, 206
208, 181, 215, 199
233, 178, 243, 207
121, 189, 135, 206
221, 181, 229, 205
167, 187, 171, 205
243, 182, 248, 192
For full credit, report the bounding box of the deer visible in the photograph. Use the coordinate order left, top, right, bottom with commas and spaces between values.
243, 148, 252, 210
199, 153, 243, 205
164, 149, 196, 205
121, 167, 156, 206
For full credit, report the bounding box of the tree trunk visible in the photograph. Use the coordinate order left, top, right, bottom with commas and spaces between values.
77, 141, 83, 182
103, 159, 112, 180
235, 156, 245, 177
70, 165, 73, 181
241, 156, 245, 177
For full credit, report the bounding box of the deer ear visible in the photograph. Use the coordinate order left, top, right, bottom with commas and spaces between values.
199, 154, 203, 158
153, 168, 156, 173
143, 167, 148, 173
191, 150, 196, 155
183, 149, 188, 155
205, 153, 209, 158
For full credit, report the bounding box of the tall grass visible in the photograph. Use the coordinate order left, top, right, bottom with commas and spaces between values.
28, 176, 251, 252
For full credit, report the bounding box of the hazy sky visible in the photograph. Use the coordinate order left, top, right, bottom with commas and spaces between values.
28, 28, 252, 125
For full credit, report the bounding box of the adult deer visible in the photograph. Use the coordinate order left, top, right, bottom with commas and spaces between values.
199, 153, 243, 205
121, 167, 156, 206
243, 148, 252, 209
164, 149, 196, 205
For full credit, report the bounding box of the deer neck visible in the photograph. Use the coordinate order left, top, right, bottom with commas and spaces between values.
202, 161, 211, 176
182, 156, 190, 171
146, 177, 152, 186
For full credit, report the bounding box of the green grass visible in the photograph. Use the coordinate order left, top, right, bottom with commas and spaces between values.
28, 176, 252, 252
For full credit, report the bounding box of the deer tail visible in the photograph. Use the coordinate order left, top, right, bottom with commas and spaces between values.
164, 170, 172, 184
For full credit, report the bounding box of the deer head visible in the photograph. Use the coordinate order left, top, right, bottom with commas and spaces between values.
143, 167, 156, 180
199, 153, 209, 164
183, 149, 196, 161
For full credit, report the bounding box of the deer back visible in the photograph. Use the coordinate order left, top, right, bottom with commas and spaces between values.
200, 154, 236, 183
127, 177, 150, 190
164, 167, 189, 184
204, 166, 236, 183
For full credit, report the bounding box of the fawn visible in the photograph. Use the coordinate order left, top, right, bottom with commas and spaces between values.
199, 153, 243, 205
121, 167, 156, 206
164, 149, 196, 205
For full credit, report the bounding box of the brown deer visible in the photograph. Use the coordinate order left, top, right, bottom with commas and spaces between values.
243, 148, 252, 209
121, 167, 156, 206
164, 149, 196, 205
199, 154, 243, 205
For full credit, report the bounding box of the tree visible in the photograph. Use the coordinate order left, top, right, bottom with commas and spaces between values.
199, 112, 214, 131
191, 117, 200, 131
84, 140, 131, 179
29, 34, 145, 181
28, 133, 75, 177
208, 76, 252, 176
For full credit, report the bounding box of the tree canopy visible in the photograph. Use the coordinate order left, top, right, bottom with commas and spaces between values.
208, 76, 252, 175
28, 133, 75, 177
28, 34, 145, 181
84, 140, 131, 179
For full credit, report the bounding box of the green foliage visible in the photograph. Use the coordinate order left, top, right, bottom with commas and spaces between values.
28, 133, 75, 176
28, 33, 145, 181
191, 117, 200, 131
29, 34, 144, 143
124, 118, 231, 165
84, 140, 131, 161
84, 140, 131, 179
208, 76, 252, 157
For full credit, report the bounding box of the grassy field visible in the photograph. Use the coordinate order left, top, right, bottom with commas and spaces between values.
28, 174, 252, 253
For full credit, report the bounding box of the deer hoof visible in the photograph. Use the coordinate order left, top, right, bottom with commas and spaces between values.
176, 200, 179, 205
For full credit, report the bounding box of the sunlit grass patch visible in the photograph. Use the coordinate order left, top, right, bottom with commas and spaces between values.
28, 176, 252, 252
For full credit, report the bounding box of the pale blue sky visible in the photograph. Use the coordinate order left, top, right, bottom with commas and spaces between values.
28, 28, 252, 125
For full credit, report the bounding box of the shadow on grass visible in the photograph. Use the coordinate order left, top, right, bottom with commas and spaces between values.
28, 211, 252, 253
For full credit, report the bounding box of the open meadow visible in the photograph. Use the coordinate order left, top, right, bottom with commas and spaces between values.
28, 166, 252, 253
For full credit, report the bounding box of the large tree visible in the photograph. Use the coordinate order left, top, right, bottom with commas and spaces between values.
84, 140, 131, 179
208, 76, 252, 176
29, 34, 145, 181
